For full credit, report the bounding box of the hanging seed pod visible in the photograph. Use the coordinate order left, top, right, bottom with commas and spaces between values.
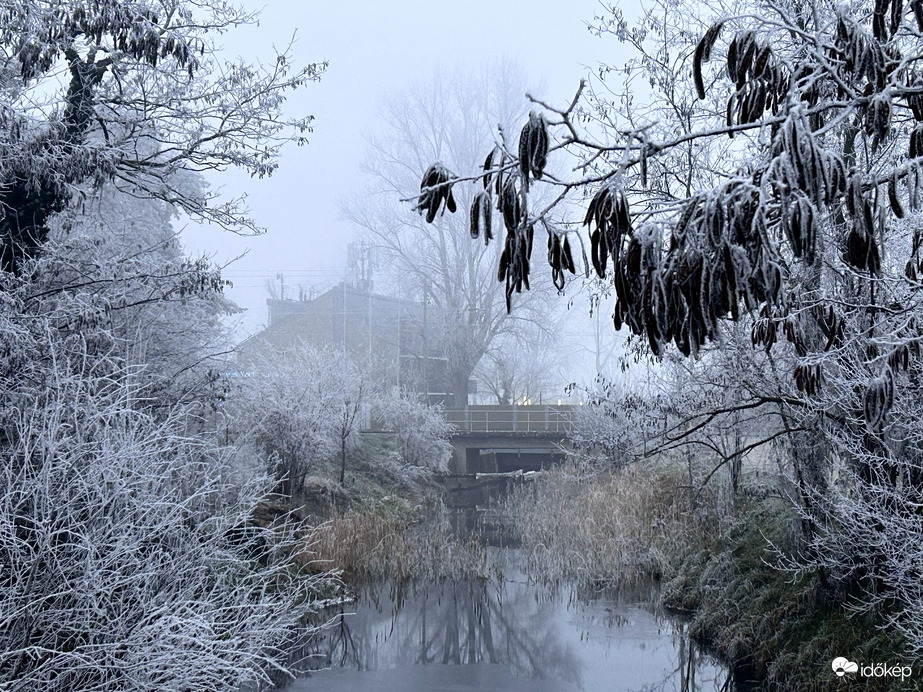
521, 224, 533, 290
726, 95, 736, 135
752, 43, 772, 79
891, 0, 905, 36
912, 125, 923, 159
469, 193, 482, 240
528, 113, 549, 180
500, 177, 522, 232
817, 305, 839, 351
590, 229, 604, 277
826, 154, 847, 203
873, 0, 888, 41
889, 171, 905, 218
518, 122, 530, 186
498, 241, 511, 282
865, 93, 892, 148
726, 35, 739, 82
845, 225, 870, 270
888, 344, 911, 371
871, 241, 882, 276
693, 21, 725, 100
616, 191, 633, 237
469, 190, 493, 243
562, 236, 576, 273
782, 316, 808, 356
584, 185, 626, 278
913, 164, 922, 210
794, 363, 822, 395
482, 146, 506, 194
784, 198, 804, 259
548, 233, 566, 291
732, 31, 757, 89
517, 111, 549, 191
414, 163, 456, 224
846, 175, 863, 216
751, 307, 778, 352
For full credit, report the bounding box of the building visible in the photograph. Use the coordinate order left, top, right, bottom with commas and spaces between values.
237, 283, 455, 403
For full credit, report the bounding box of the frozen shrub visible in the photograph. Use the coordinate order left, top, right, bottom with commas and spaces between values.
0, 356, 330, 691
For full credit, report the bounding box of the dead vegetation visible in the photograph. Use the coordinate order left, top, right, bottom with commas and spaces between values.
503, 462, 724, 587
307, 502, 493, 583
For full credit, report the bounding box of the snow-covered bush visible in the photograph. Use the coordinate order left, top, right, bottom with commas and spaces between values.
374, 389, 453, 472
232, 342, 367, 492
0, 352, 327, 691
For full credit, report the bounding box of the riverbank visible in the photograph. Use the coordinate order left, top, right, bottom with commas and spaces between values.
503, 466, 916, 692
270, 434, 493, 584
280, 440, 917, 691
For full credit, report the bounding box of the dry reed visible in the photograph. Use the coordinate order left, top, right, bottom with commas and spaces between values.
307, 504, 492, 582
504, 463, 719, 587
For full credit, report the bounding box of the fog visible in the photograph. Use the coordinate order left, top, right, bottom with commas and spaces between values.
180, 0, 618, 353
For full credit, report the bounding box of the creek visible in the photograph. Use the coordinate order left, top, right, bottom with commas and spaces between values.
282, 477, 735, 692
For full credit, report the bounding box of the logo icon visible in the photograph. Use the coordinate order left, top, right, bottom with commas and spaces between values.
832, 657, 859, 677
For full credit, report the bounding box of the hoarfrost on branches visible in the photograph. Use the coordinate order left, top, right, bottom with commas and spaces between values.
231, 342, 367, 493
373, 389, 454, 473
410, 0, 923, 652
0, 0, 325, 273
0, 345, 328, 691
0, 1, 331, 685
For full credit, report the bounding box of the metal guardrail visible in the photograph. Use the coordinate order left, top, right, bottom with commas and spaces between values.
443, 405, 574, 433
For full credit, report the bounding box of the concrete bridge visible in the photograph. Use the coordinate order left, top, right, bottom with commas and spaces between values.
443, 405, 575, 474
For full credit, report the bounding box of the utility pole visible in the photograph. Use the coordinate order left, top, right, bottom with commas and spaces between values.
422, 280, 429, 398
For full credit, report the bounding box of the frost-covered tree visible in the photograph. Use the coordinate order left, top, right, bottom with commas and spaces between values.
22, 179, 236, 409
0, 0, 324, 273
474, 327, 564, 404
374, 389, 453, 472
232, 342, 368, 494
412, 0, 923, 652
0, 1, 330, 684
344, 62, 562, 408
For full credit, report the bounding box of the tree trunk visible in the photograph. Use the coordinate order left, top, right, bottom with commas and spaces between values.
450, 370, 470, 408
339, 435, 347, 484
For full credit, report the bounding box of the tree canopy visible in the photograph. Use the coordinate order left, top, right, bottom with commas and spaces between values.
347, 63, 562, 407
0, 0, 324, 273
0, 2, 330, 687
411, 0, 923, 653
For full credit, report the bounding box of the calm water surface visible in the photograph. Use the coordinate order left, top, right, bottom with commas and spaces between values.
283, 550, 730, 692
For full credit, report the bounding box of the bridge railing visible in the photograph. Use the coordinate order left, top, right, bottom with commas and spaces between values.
444, 405, 574, 433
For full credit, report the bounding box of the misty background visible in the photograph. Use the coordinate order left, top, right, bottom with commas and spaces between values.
180, 0, 628, 391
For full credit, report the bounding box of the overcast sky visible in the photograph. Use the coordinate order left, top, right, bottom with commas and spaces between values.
181, 0, 622, 338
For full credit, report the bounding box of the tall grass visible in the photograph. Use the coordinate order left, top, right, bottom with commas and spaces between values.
504, 462, 723, 586
308, 502, 492, 582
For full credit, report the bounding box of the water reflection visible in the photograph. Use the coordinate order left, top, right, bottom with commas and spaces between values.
284, 556, 731, 692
